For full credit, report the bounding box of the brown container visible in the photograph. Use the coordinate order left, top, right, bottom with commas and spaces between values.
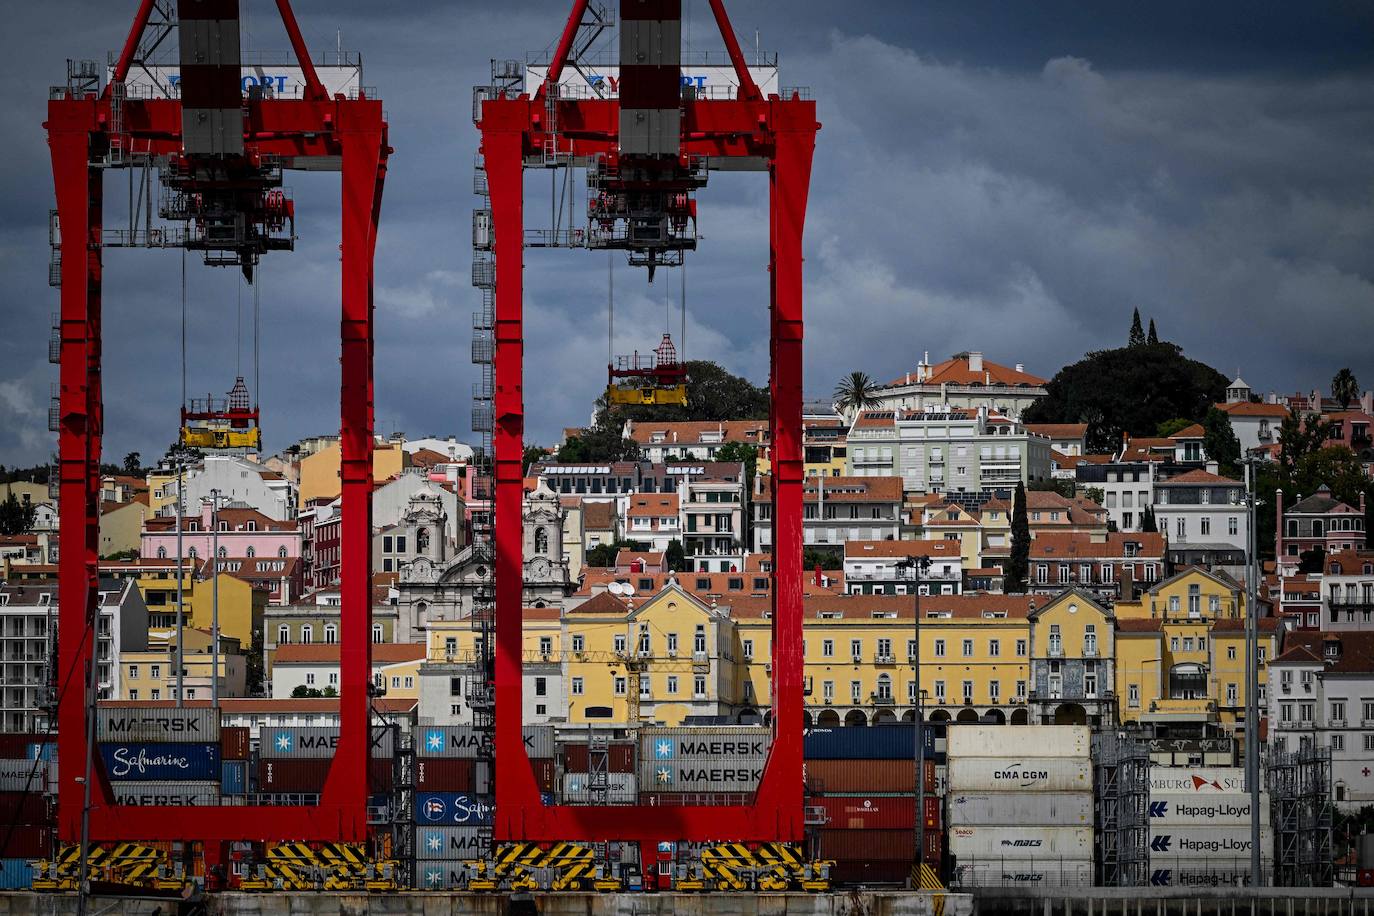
416, 758, 482, 792
815, 795, 915, 830
1, 825, 53, 859
639, 792, 754, 807
256, 757, 330, 792
563, 743, 635, 773
829, 860, 912, 884
0, 734, 44, 759
220, 727, 249, 760
923, 829, 943, 865
369, 758, 393, 792
805, 758, 935, 794
819, 828, 916, 862
924, 795, 940, 830
0, 791, 48, 824
530, 758, 556, 793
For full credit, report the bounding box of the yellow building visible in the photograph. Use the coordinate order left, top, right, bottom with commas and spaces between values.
299, 440, 409, 506
914, 502, 984, 569
99, 494, 148, 557
147, 470, 178, 517
138, 569, 267, 648
120, 628, 247, 701
1113, 566, 1279, 737
1026, 588, 1117, 727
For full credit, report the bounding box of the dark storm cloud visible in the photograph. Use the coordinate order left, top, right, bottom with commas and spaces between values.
2, 1, 1372, 466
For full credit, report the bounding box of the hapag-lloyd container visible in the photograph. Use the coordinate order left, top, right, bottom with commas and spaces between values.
563, 743, 636, 773
813, 795, 915, 830
109, 781, 220, 806
804, 758, 935, 794
259, 726, 394, 759
947, 724, 1090, 759
948, 825, 1094, 858
1149, 793, 1270, 827
1147, 826, 1274, 857
951, 859, 1095, 888
1146, 859, 1264, 888
946, 757, 1092, 792
946, 791, 1093, 826
1148, 766, 1249, 794
562, 772, 637, 804
413, 825, 491, 859
96, 706, 219, 743
804, 724, 946, 760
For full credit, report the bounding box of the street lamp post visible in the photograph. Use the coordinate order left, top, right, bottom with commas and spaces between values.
897, 554, 932, 878
210, 488, 221, 707
1242, 458, 1262, 883
175, 457, 185, 708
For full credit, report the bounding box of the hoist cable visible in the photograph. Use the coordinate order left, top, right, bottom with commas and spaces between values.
253, 265, 261, 412
608, 250, 614, 370
236, 274, 243, 378
681, 260, 687, 363
180, 248, 187, 411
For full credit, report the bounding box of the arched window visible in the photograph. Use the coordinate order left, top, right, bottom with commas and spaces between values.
324, 625, 337, 645
534, 527, 549, 555
246, 546, 256, 558
876, 674, 892, 700
301, 625, 313, 644
278, 625, 290, 645
417, 527, 430, 554
156, 546, 167, 559
279, 546, 288, 558
187, 547, 198, 559
372, 624, 384, 644
217, 546, 227, 559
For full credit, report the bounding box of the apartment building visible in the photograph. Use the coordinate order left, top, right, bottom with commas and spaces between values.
1322, 549, 1374, 632
270, 642, 426, 701
751, 476, 904, 555
842, 539, 963, 596
120, 627, 246, 701
622, 421, 768, 464
869, 351, 1048, 420
1276, 486, 1367, 573
1153, 468, 1247, 575
1027, 589, 1117, 728
417, 608, 562, 726
680, 474, 746, 572
624, 493, 680, 553
1026, 532, 1166, 603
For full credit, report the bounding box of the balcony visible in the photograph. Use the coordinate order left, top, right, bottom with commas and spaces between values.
874, 653, 896, 665
869, 694, 896, 706
1329, 718, 1346, 729
1082, 646, 1098, 658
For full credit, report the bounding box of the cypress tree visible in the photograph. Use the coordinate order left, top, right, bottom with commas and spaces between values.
1005, 482, 1031, 593
1147, 318, 1159, 345
1129, 308, 1145, 347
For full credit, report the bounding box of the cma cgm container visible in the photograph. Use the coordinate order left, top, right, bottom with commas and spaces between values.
947, 792, 1093, 826
259, 726, 394, 759
98, 742, 220, 781
948, 825, 1094, 858
952, 859, 1096, 888
804, 759, 935, 794
1149, 766, 1249, 794
946, 757, 1092, 793
96, 706, 219, 743
110, 782, 220, 806
947, 725, 1089, 759
804, 724, 945, 760
414, 825, 491, 860
1149, 793, 1270, 827
563, 743, 636, 773
562, 772, 637, 804
414, 792, 494, 827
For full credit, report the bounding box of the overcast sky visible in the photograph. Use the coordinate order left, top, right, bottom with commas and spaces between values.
3, 1, 1373, 468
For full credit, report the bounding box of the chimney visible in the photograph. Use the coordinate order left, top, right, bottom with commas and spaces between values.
1015, 363, 1025, 373
968, 351, 984, 373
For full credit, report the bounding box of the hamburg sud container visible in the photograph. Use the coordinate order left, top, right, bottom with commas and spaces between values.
220, 727, 250, 760
639, 727, 768, 794
946, 757, 1092, 793
812, 795, 931, 830
416, 758, 490, 793
948, 825, 1094, 858
946, 792, 1093, 826
414, 825, 491, 860
1148, 766, 1249, 794
95, 706, 219, 743
947, 724, 1090, 759
561, 772, 637, 804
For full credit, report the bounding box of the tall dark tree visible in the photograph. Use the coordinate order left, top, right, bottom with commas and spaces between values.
665, 539, 686, 573
245, 628, 266, 696
1146, 319, 1159, 345
122, 452, 142, 476
1201, 407, 1242, 475
1140, 505, 1158, 533
1005, 483, 1031, 594
0, 493, 36, 536
1128, 308, 1145, 347
1331, 368, 1360, 410
556, 424, 639, 464
1277, 408, 1335, 477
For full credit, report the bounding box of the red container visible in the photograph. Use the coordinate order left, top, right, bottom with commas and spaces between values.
220, 727, 249, 760
0, 791, 48, 824
923, 829, 943, 865
416, 758, 481, 792
923, 795, 940, 830
0, 824, 53, 859
829, 860, 912, 885
563, 743, 635, 773
369, 758, 393, 792
639, 792, 755, 807
529, 758, 556, 793
256, 758, 330, 792
0, 734, 44, 759
815, 795, 915, 830
805, 758, 935, 794
819, 828, 916, 862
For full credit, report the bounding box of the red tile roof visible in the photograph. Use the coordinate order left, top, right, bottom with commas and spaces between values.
1025, 423, 1088, 440
1216, 402, 1290, 418
570, 591, 630, 614
843, 539, 962, 559
1168, 424, 1206, 439
626, 494, 678, 517
886, 355, 1046, 388
1030, 532, 1166, 559
1158, 468, 1241, 486
624, 420, 769, 446
1324, 549, 1374, 576
757, 475, 903, 503
581, 501, 617, 531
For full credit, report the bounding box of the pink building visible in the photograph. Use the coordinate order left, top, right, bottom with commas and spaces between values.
1324, 411, 1374, 473
142, 501, 301, 567
1275, 485, 1367, 574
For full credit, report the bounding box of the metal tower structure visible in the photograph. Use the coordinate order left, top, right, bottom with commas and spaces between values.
1093, 732, 1150, 887
1269, 746, 1334, 887
47, 0, 388, 854
473, 0, 818, 882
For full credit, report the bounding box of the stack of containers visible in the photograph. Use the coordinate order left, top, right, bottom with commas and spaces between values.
256, 725, 393, 795
0, 735, 52, 885
638, 726, 768, 805
946, 725, 1094, 888
1147, 766, 1272, 887
96, 706, 221, 807
561, 735, 634, 806
220, 727, 249, 798
804, 724, 944, 884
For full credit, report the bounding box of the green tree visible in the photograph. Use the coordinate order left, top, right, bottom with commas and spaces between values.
802, 546, 841, 571
103, 548, 140, 562
1128, 308, 1145, 347
1028, 478, 1075, 498
1147, 319, 1159, 345
585, 538, 648, 568
714, 441, 759, 493
122, 452, 143, 476
1201, 407, 1242, 475
245, 628, 266, 696
1005, 483, 1031, 594
1156, 417, 1194, 438
321, 685, 338, 698
833, 371, 883, 416
1292, 447, 1369, 510
665, 539, 686, 573
292, 684, 324, 698
1023, 342, 1228, 453
1277, 408, 1335, 476
0, 493, 36, 536
1082, 486, 1106, 507
1332, 368, 1360, 410
557, 424, 639, 464
1140, 504, 1158, 533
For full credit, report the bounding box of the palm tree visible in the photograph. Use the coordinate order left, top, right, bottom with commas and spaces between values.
1331, 368, 1359, 409
833, 371, 883, 416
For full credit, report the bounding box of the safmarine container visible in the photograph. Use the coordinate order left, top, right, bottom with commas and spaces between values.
946, 757, 1092, 792
109, 782, 220, 806
259, 726, 394, 758
96, 706, 219, 743
951, 859, 1095, 888
1148, 766, 1248, 794
257, 758, 331, 792
818, 829, 916, 861
563, 743, 636, 773
0, 858, 36, 891
221, 760, 247, 795
804, 759, 935, 794
561, 772, 637, 804
1149, 793, 1270, 827
946, 791, 1094, 826
814, 795, 915, 830
948, 825, 1094, 858
0, 758, 45, 792
804, 724, 945, 760
220, 727, 250, 760
414, 792, 494, 827
98, 742, 221, 781
413, 825, 491, 860
947, 724, 1090, 759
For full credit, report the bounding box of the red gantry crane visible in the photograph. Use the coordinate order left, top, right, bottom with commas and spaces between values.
475, 0, 818, 883
47, 0, 388, 860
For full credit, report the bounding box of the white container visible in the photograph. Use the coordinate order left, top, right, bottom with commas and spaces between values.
0, 758, 46, 792
1147, 826, 1273, 857
948, 825, 1094, 858
1146, 863, 1263, 889
952, 859, 1095, 888
946, 791, 1093, 826
109, 781, 220, 806
561, 772, 636, 804
947, 757, 1092, 793
947, 725, 1090, 760
413, 826, 490, 859
1149, 793, 1269, 827
1148, 766, 1248, 794
96, 707, 219, 743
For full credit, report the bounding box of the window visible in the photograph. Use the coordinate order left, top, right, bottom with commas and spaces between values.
305, 672, 316, 686
1129, 684, 1140, 707
962, 638, 974, 657
934, 639, 946, 657
822, 680, 834, 703
1176, 517, 1186, 539
572, 634, 585, 653
693, 675, 707, 698
822, 639, 835, 658
534, 676, 547, 697
850, 681, 862, 703
279, 625, 290, 644
1331, 701, 1346, 722
128, 664, 139, 679
450, 676, 463, 696
613, 676, 627, 695
934, 680, 946, 701
128, 689, 138, 700
876, 674, 892, 700
962, 680, 974, 703
372, 624, 384, 643
1016, 679, 1027, 699
150, 664, 161, 679
743, 639, 754, 660
571, 677, 583, 695
1201, 517, 1211, 537
1300, 703, 1314, 723
694, 626, 707, 655
850, 639, 862, 659
301, 625, 313, 644
1084, 625, 1097, 655
989, 680, 1000, 703
1048, 625, 1062, 656
324, 624, 337, 644
1016, 639, 1027, 657
614, 634, 627, 654
907, 639, 917, 659
1365, 735, 1374, 752
1331, 734, 1345, 751
666, 675, 678, 695
1228, 517, 1238, 536
151, 689, 161, 700
1226, 683, 1238, 705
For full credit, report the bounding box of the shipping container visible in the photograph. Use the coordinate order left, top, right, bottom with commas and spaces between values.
828, 861, 912, 884
415, 860, 467, 890
948, 825, 1094, 858
1148, 793, 1270, 827
1148, 766, 1249, 794
947, 725, 1090, 760
0, 858, 35, 891
0, 826, 52, 860
814, 795, 915, 830
924, 829, 943, 865
804, 758, 935, 794
950, 859, 1095, 888
257, 757, 331, 792
0, 792, 47, 823
528, 758, 556, 793
26, 742, 56, 763
368, 758, 394, 792
414, 792, 494, 827
639, 757, 763, 793
96, 706, 219, 743
259, 726, 394, 759
415, 725, 552, 758
639, 792, 755, 807
98, 742, 220, 781
804, 724, 946, 760
109, 781, 220, 806
1146, 826, 1274, 857
946, 791, 1094, 826
946, 757, 1092, 793
413, 825, 491, 859
416, 758, 489, 793
641, 726, 771, 761
221, 760, 247, 796
818, 828, 915, 861
0, 758, 45, 792
1146, 859, 1266, 888
220, 727, 249, 760
561, 772, 637, 804
0, 734, 44, 759
563, 742, 636, 773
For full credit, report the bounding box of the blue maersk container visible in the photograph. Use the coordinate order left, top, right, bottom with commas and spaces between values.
803, 724, 947, 761
0, 859, 35, 890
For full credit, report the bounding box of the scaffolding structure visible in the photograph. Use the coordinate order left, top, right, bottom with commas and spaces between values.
1269, 746, 1334, 887
1093, 732, 1150, 887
